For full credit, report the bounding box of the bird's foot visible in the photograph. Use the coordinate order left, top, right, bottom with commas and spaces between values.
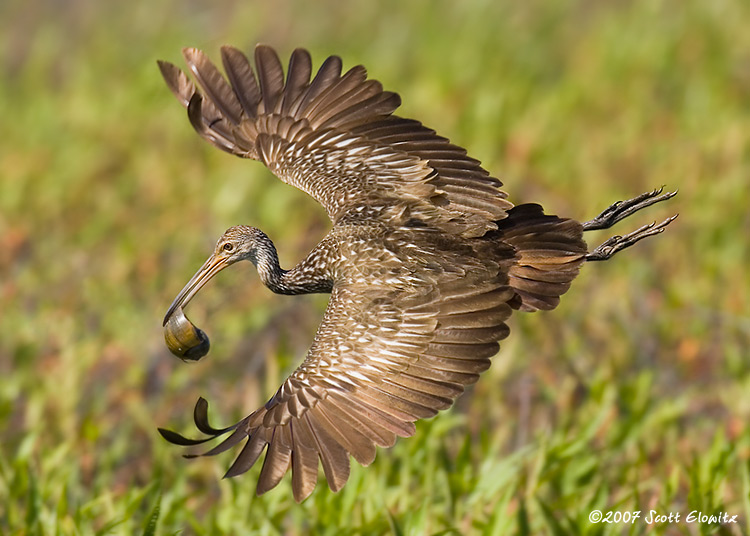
582, 187, 677, 231
586, 215, 678, 261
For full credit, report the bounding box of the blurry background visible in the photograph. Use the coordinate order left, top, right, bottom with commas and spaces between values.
1, 0, 749, 534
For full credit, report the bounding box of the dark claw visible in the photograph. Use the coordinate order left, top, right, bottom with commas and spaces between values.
582, 187, 678, 231
586, 215, 678, 261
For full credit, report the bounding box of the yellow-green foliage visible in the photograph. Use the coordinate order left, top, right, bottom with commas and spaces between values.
1, 0, 749, 534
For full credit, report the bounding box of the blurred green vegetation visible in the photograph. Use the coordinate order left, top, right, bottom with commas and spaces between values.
1, 0, 749, 534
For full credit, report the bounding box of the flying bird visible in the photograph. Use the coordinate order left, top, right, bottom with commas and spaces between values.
157, 45, 676, 502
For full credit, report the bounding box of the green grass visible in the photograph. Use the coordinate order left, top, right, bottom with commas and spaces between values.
2, 0, 749, 534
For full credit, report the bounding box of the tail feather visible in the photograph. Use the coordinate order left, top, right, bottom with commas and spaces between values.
498, 204, 587, 312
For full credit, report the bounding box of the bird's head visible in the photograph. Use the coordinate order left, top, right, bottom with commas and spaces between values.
163, 225, 268, 325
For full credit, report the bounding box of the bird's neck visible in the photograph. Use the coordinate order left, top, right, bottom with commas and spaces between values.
253, 238, 332, 295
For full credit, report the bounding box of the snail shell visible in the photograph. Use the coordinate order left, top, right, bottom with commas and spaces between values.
164, 307, 210, 361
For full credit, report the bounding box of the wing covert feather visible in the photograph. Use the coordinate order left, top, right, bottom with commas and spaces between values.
159, 45, 513, 230
160, 227, 516, 501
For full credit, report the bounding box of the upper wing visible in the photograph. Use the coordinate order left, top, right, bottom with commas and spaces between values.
159, 228, 516, 502
158, 45, 512, 234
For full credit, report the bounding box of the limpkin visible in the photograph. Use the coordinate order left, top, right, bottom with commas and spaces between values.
158, 45, 676, 502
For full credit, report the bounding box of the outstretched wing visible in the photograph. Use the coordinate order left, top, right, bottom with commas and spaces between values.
160, 228, 516, 502
158, 45, 512, 234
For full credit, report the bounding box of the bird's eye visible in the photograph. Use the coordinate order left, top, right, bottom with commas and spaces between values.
223, 243, 234, 252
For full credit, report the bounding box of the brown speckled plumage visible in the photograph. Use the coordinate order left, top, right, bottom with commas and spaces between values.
158, 45, 676, 502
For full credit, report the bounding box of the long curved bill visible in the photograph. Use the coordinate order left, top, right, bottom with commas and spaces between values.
163, 253, 232, 325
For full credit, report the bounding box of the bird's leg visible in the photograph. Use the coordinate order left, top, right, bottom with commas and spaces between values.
586, 216, 677, 261
582, 187, 677, 231
583, 187, 678, 262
